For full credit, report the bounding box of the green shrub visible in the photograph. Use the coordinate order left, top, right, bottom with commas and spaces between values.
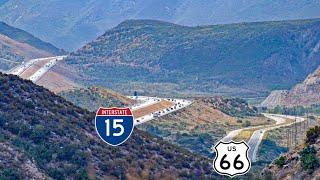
275, 156, 287, 167
0, 168, 21, 180
299, 146, 319, 172
0, 115, 4, 127
306, 126, 320, 145
242, 120, 251, 127
30, 125, 50, 143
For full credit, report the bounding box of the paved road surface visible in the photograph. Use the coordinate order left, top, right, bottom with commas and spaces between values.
128, 96, 192, 125
9, 56, 66, 82
220, 113, 305, 162
248, 113, 305, 162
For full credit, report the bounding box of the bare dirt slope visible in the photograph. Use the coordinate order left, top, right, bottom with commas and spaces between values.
0, 34, 52, 59
262, 66, 320, 108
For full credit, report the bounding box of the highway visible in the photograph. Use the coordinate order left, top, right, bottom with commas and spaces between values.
220, 113, 305, 162
128, 96, 192, 125
7, 56, 193, 126
248, 114, 305, 162
8, 56, 66, 82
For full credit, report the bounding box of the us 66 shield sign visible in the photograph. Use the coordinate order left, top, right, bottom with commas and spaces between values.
213, 141, 251, 177
95, 107, 134, 146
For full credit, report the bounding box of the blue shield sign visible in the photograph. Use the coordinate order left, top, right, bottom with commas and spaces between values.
95, 107, 134, 146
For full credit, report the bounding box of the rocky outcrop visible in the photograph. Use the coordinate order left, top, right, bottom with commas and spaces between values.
262, 138, 320, 179
261, 66, 320, 108
260, 90, 288, 108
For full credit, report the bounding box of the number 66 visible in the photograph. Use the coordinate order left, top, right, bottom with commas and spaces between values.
220, 154, 244, 170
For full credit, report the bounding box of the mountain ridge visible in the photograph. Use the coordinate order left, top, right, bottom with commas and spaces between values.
63, 18, 320, 97
1, 0, 320, 50
0, 21, 64, 71
0, 21, 64, 55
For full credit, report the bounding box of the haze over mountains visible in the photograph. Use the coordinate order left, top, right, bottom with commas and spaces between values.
1, 0, 320, 50
63, 18, 320, 97
0, 21, 63, 71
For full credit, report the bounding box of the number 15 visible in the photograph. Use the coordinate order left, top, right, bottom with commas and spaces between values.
105, 119, 124, 136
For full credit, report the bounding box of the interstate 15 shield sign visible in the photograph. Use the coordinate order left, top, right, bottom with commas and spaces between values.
95, 107, 134, 146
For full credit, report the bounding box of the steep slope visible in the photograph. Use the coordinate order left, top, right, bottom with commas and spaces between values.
59, 87, 136, 111
1, 0, 320, 50
262, 66, 320, 108
0, 73, 215, 179
262, 126, 320, 179
0, 22, 64, 71
64, 18, 320, 97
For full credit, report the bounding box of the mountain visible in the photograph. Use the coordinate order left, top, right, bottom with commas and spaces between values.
0, 72, 218, 179
261, 66, 320, 108
63, 18, 320, 97
0, 21, 64, 55
1, 0, 320, 50
0, 21, 64, 71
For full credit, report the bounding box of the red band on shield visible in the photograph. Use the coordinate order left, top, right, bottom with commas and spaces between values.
97, 107, 132, 116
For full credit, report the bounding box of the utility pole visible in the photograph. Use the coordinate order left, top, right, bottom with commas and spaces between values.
306, 110, 309, 128
287, 129, 290, 150
294, 107, 297, 146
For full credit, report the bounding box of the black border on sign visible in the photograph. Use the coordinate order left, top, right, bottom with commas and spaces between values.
213, 140, 251, 177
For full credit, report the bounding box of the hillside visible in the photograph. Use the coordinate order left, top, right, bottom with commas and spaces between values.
60, 87, 136, 111
262, 66, 320, 108
1, 0, 320, 50
0, 22, 64, 71
60, 91, 261, 158
0, 72, 216, 179
0, 21, 63, 55
262, 126, 320, 179
64, 18, 320, 97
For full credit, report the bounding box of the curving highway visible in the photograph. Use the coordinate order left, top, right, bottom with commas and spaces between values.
9, 56, 66, 82
221, 113, 305, 162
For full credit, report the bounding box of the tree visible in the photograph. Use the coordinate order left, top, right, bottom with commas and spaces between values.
306, 126, 320, 145
299, 146, 319, 172
275, 156, 287, 167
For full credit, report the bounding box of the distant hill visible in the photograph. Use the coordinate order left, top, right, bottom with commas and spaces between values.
261, 66, 320, 108
0, 22, 64, 55
0, 21, 64, 71
0, 72, 216, 179
64, 18, 320, 97
1, 0, 320, 50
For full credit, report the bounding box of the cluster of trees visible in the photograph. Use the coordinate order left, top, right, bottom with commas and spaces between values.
274, 126, 320, 174
0, 168, 20, 180
207, 97, 257, 117
59, 88, 126, 112
268, 105, 320, 116
0, 44, 24, 71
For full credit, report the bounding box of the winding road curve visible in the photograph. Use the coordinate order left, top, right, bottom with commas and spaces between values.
221, 113, 305, 162
8, 57, 193, 126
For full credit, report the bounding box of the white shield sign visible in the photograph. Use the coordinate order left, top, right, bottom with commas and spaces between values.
213, 141, 251, 177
